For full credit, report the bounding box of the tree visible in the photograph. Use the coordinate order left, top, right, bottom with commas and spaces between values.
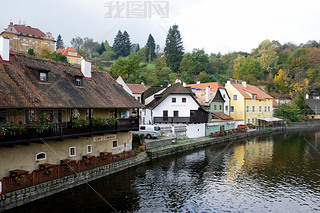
97, 42, 106, 55
145, 34, 156, 62
121, 31, 131, 57
56, 34, 64, 50
112, 30, 126, 58
83, 37, 100, 56
164, 24, 184, 72
180, 49, 209, 78
233, 55, 245, 80
238, 56, 263, 84
70, 37, 84, 50
131, 43, 140, 53
27, 48, 35, 56
110, 53, 140, 79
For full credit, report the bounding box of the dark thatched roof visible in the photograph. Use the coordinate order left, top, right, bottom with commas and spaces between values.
0, 52, 144, 109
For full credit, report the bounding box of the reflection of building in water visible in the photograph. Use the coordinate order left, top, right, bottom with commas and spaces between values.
227, 136, 274, 179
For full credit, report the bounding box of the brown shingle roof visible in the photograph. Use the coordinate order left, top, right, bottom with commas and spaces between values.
211, 112, 233, 120
127, 83, 148, 94
147, 83, 199, 109
0, 52, 144, 109
187, 82, 225, 89
231, 83, 273, 100
13, 25, 46, 37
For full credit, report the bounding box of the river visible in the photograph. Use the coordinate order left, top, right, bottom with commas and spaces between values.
6, 130, 320, 212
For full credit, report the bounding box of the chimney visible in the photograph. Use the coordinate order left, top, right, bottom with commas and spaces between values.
242, 81, 247, 88
205, 86, 211, 103
196, 81, 200, 85
81, 58, 92, 78
183, 82, 186, 87
226, 80, 231, 84
0, 35, 10, 62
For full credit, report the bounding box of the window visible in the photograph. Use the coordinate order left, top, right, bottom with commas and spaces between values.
226, 106, 228, 111
163, 110, 168, 117
182, 98, 186, 103
214, 105, 217, 110
172, 98, 176, 103
230, 106, 234, 112
268, 106, 270, 112
252, 95, 256, 100
26, 39, 29, 44
138, 97, 141, 102
252, 118, 254, 124
252, 106, 255, 112
39, 72, 48, 82
32, 40, 35, 44
86, 109, 93, 120
265, 106, 267, 112
248, 119, 250, 124
71, 52, 75, 56
75, 77, 82, 86
38, 41, 41, 45
113, 140, 117, 148
20, 46, 23, 51
76, 59, 79, 64
9, 45, 12, 50
259, 106, 262, 112
87, 145, 92, 154
223, 94, 225, 99
140, 126, 146, 130
47, 42, 51, 47
20, 38, 23, 43
36, 152, 46, 161
67, 58, 70, 62
173, 111, 179, 117
219, 105, 222, 110
26, 48, 29, 52
69, 147, 76, 157
25, 110, 35, 123
246, 106, 249, 112
9, 36, 12, 40
233, 95, 237, 101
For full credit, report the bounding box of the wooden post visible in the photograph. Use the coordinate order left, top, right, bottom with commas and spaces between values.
58, 165, 60, 179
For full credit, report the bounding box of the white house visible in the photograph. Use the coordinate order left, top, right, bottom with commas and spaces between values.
116, 76, 148, 103
143, 83, 208, 138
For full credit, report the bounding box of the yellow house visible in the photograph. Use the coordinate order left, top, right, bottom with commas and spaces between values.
57, 46, 82, 65
1, 22, 55, 54
225, 81, 274, 126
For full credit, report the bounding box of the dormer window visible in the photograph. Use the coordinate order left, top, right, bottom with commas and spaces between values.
39, 72, 48, 82
252, 95, 256, 100
75, 77, 83, 86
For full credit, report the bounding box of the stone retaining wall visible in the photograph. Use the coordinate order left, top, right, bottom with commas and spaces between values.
0, 153, 149, 212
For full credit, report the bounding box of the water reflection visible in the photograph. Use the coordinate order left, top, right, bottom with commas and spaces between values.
6, 130, 320, 213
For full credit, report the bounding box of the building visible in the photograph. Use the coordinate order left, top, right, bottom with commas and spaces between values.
225, 81, 275, 127
0, 35, 143, 179
143, 83, 208, 138
116, 76, 148, 103
1, 22, 55, 54
187, 82, 230, 115
57, 47, 82, 65
191, 86, 235, 136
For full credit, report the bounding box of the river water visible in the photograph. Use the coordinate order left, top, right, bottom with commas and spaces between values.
6, 130, 320, 212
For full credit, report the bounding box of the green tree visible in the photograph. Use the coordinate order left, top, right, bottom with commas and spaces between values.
112, 30, 124, 58
164, 24, 184, 72
27, 48, 35, 56
97, 42, 106, 55
110, 53, 140, 79
56, 34, 64, 50
180, 49, 209, 78
238, 56, 263, 84
145, 34, 156, 62
122, 31, 131, 57
51, 52, 68, 63
233, 55, 245, 80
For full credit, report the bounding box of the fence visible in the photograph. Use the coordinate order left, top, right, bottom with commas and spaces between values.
0, 150, 136, 194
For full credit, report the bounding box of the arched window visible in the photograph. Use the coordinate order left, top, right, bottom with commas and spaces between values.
36, 152, 46, 161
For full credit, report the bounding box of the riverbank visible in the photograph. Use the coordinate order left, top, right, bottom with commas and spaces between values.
2, 120, 320, 212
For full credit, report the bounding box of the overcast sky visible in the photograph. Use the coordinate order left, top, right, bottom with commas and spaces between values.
1, 0, 320, 54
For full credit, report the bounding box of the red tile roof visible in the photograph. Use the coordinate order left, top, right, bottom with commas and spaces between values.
192, 89, 219, 106
127, 83, 148, 94
231, 83, 273, 100
187, 82, 225, 90
13, 25, 46, 37
57, 47, 81, 58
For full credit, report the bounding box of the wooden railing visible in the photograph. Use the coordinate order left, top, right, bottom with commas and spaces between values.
0, 150, 136, 194
0, 118, 139, 146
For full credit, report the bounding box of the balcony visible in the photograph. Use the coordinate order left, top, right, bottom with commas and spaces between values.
0, 118, 139, 147
154, 109, 208, 124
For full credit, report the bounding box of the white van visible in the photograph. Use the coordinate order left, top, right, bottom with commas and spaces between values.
133, 125, 161, 139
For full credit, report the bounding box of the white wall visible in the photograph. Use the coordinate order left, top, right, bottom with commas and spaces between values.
153, 94, 199, 117
116, 76, 133, 95
220, 88, 230, 116
186, 123, 206, 138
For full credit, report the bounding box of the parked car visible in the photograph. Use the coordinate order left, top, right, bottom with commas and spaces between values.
133, 125, 161, 139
